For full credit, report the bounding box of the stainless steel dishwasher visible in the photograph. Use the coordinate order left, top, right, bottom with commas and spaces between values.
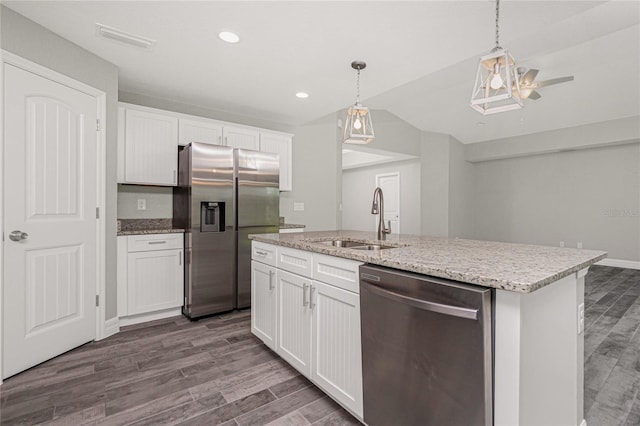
360, 264, 493, 426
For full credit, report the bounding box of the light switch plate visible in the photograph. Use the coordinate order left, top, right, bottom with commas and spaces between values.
137, 199, 146, 210
293, 202, 305, 212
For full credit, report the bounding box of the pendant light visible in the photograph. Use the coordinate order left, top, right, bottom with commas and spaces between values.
343, 61, 375, 144
470, 0, 523, 115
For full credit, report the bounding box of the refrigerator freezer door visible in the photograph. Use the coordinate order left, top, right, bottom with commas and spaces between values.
182, 143, 236, 319
236, 149, 280, 228
237, 225, 279, 308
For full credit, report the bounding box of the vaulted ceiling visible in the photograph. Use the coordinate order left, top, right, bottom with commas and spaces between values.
5, 1, 639, 143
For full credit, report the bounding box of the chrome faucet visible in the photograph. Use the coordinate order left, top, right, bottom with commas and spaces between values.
371, 187, 391, 240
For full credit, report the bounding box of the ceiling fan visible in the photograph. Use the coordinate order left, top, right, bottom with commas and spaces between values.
516, 67, 574, 100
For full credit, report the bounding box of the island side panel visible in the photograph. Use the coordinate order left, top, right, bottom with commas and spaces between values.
495, 270, 586, 426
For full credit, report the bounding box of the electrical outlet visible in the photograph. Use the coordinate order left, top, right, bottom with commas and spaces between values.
578, 303, 585, 334
559, 241, 565, 248
577, 242, 583, 249
293, 202, 305, 212
137, 199, 146, 210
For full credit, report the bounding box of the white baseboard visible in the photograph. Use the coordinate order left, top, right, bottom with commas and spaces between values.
596, 258, 640, 270
104, 317, 120, 339
119, 308, 182, 327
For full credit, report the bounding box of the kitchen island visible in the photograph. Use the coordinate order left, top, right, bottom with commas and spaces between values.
249, 230, 606, 426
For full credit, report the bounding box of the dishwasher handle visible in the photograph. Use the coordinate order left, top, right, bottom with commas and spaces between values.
361, 281, 479, 320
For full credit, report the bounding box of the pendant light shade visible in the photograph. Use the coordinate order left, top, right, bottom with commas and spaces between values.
470, 0, 523, 115
344, 61, 374, 144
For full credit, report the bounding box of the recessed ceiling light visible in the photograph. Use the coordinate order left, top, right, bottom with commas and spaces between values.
295, 92, 309, 99
219, 31, 240, 43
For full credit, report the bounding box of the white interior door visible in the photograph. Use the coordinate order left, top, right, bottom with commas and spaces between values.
3, 63, 97, 378
375, 172, 400, 234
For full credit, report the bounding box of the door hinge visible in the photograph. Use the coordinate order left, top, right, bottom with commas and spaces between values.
96, 207, 100, 219
95, 295, 99, 307
96, 119, 101, 132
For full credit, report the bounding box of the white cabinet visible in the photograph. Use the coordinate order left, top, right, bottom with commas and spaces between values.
277, 270, 312, 376
117, 233, 184, 323
311, 280, 363, 416
260, 132, 293, 191
251, 261, 277, 351
251, 241, 364, 418
118, 105, 178, 185
224, 125, 260, 150
179, 118, 223, 146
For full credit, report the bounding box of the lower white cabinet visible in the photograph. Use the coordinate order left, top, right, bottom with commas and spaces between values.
117, 233, 184, 322
251, 242, 363, 418
277, 270, 312, 376
310, 280, 363, 415
251, 261, 277, 351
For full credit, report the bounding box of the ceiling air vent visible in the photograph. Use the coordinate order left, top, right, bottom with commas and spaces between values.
95, 23, 156, 50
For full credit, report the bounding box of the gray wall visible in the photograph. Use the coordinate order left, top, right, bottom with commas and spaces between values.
117, 185, 173, 219
471, 143, 640, 261
342, 159, 421, 235
280, 114, 341, 231
1, 6, 120, 320
448, 136, 474, 239
420, 131, 450, 237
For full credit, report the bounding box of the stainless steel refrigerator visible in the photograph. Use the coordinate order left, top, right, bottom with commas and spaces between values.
173, 142, 279, 319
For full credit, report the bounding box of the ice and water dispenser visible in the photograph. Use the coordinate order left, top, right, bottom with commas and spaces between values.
200, 202, 225, 232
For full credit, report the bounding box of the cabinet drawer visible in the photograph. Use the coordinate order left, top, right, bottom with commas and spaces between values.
127, 233, 183, 252
313, 254, 363, 293
278, 246, 313, 278
252, 241, 277, 266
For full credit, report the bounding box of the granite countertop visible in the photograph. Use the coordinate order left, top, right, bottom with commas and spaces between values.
117, 218, 184, 236
249, 230, 607, 293
280, 224, 306, 229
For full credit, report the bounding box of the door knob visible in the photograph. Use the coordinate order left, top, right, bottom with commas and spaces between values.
9, 230, 28, 241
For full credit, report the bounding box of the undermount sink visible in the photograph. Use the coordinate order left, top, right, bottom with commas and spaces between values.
317, 240, 395, 251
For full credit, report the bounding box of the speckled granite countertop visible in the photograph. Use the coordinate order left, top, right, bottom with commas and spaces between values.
280, 224, 306, 229
249, 230, 607, 293
117, 219, 184, 236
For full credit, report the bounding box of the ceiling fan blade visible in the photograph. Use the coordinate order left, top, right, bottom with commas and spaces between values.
528, 90, 542, 100
532, 76, 574, 89
521, 69, 539, 85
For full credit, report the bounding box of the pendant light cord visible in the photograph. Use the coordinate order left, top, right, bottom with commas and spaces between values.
356, 68, 361, 104
495, 0, 500, 48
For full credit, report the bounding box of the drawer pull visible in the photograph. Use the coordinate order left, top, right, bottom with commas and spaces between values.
255, 250, 268, 256
148, 241, 167, 245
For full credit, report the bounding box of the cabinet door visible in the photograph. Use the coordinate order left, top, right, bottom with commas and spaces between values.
124, 108, 178, 185
277, 270, 312, 376
223, 125, 260, 150
127, 249, 184, 315
179, 118, 223, 146
260, 132, 292, 191
311, 281, 363, 417
251, 261, 277, 351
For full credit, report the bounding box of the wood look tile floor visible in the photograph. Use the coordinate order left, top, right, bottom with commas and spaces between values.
1, 265, 639, 425
0, 310, 359, 425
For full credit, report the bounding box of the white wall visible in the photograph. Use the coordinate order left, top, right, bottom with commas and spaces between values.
471, 143, 640, 261
1, 6, 120, 319
342, 160, 421, 235
420, 131, 450, 237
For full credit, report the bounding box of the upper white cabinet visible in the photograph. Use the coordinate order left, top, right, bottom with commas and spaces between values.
260, 132, 293, 191
118, 104, 178, 186
179, 118, 223, 146
224, 125, 260, 150
118, 102, 293, 190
